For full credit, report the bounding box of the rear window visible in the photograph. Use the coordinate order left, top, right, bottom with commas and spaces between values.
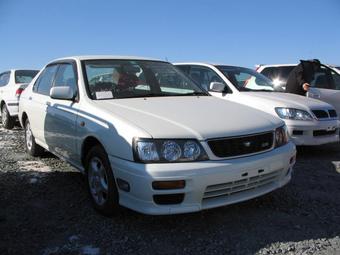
260, 66, 295, 83
15, 70, 39, 84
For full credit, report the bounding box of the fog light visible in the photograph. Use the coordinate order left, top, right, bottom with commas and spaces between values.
153, 194, 184, 205
152, 180, 185, 190
116, 178, 130, 192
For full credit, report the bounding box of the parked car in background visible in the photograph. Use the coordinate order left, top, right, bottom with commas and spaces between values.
175, 63, 340, 146
0, 69, 39, 129
257, 64, 340, 115
19, 56, 296, 215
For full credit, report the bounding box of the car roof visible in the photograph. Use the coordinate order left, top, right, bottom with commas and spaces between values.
174, 62, 240, 67
257, 64, 297, 68
50, 55, 164, 63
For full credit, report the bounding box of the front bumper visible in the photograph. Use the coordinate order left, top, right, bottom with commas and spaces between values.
286, 119, 340, 146
109, 142, 296, 215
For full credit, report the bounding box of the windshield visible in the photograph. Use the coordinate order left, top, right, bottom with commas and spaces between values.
216, 65, 276, 92
83, 60, 208, 99
15, 70, 39, 84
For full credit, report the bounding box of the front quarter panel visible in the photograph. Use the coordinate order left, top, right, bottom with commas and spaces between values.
76, 100, 152, 162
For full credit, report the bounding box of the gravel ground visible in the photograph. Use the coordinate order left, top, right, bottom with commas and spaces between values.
0, 124, 339, 255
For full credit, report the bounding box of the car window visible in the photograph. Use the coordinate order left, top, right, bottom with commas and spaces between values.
217, 66, 274, 91
260, 66, 295, 83
53, 64, 78, 93
83, 60, 207, 100
15, 70, 39, 84
178, 65, 224, 91
310, 66, 337, 90
34, 65, 58, 95
0, 72, 10, 87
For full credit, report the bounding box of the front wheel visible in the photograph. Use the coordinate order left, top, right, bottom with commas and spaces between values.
1, 104, 15, 129
25, 119, 44, 156
85, 145, 120, 216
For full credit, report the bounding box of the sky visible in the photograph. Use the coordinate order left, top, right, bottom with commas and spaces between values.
0, 0, 339, 71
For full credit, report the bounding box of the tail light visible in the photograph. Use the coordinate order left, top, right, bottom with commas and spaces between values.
15, 88, 24, 97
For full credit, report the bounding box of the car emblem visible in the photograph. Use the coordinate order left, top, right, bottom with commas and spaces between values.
261, 142, 269, 148
243, 141, 251, 147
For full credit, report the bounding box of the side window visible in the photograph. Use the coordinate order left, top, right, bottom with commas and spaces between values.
260, 68, 276, 80
34, 65, 58, 95
0, 72, 10, 87
188, 66, 224, 91
53, 64, 78, 94
331, 70, 340, 90
311, 66, 335, 90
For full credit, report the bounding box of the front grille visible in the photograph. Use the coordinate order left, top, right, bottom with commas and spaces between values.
203, 169, 283, 201
313, 129, 337, 137
312, 110, 329, 119
292, 130, 303, 135
208, 132, 273, 158
312, 109, 338, 119
328, 110, 337, 118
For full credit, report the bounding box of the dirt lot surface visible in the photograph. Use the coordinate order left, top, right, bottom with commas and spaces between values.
0, 125, 339, 255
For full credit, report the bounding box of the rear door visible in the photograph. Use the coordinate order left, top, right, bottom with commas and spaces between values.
307, 65, 340, 115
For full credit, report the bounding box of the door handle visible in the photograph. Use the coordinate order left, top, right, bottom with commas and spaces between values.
46, 101, 51, 106
28, 96, 32, 100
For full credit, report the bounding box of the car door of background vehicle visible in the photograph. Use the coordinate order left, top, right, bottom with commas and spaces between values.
308, 65, 340, 115
0, 72, 11, 107
44, 62, 79, 162
29, 65, 59, 145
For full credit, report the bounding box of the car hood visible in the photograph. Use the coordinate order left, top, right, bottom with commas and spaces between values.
93, 96, 283, 140
237, 92, 333, 111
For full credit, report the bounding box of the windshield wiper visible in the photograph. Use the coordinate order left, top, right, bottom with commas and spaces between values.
116, 93, 172, 99
239, 88, 274, 92
175, 91, 209, 96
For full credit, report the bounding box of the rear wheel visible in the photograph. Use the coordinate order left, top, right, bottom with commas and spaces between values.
25, 119, 44, 156
1, 104, 15, 129
85, 145, 120, 216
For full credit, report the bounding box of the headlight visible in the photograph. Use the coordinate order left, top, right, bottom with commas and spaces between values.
275, 107, 313, 121
133, 138, 208, 163
275, 125, 289, 148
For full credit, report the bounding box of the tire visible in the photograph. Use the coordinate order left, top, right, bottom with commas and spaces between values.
85, 145, 120, 216
24, 119, 44, 157
1, 104, 15, 129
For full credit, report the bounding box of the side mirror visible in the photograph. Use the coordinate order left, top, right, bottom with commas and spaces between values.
50, 86, 75, 100
306, 87, 321, 99
209, 82, 226, 92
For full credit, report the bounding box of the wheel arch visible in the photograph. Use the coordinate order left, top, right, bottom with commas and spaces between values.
0, 100, 5, 109
21, 112, 28, 128
81, 136, 106, 167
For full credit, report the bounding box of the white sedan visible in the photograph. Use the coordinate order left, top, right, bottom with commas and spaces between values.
175, 63, 340, 146
0, 69, 38, 129
19, 56, 296, 215
257, 63, 340, 116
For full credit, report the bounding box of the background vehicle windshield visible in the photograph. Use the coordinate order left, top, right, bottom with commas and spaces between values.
15, 70, 39, 84
260, 66, 295, 84
83, 60, 208, 99
216, 66, 275, 91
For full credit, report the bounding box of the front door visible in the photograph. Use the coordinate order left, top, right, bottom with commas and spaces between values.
44, 62, 79, 162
